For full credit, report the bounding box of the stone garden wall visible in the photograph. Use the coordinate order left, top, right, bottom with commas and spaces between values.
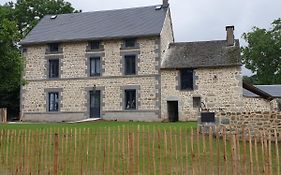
242, 97, 280, 112
217, 111, 281, 139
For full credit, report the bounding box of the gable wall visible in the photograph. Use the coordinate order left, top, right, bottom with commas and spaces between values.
160, 9, 174, 61
161, 66, 243, 121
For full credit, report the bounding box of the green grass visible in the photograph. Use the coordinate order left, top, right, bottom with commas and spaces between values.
0, 121, 280, 175
0, 121, 198, 130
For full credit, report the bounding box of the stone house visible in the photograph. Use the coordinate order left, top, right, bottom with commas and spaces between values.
20, 0, 279, 122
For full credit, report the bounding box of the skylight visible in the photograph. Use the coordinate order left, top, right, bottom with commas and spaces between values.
155, 5, 162, 10
50, 15, 57, 19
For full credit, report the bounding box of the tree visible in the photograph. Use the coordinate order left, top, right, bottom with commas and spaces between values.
0, 5, 23, 118
10, 0, 81, 37
242, 18, 281, 85
0, 0, 79, 119
0, 6, 23, 92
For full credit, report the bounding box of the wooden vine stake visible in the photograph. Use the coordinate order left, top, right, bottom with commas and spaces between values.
185, 128, 189, 175
54, 133, 59, 175
261, 130, 266, 174
209, 127, 214, 175
248, 129, 254, 175
216, 127, 221, 175
169, 127, 173, 175
158, 128, 162, 175
274, 130, 280, 175
128, 132, 134, 175
254, 131, 260, 175
164, 129, 168, 174
235, 128, 240, 174
190, 128, 195, 175
268, 131, 272, 175
152, 128, 156, 175
242, 128, 247, 175
223, 127, 228, 175
137, 125, 140, 174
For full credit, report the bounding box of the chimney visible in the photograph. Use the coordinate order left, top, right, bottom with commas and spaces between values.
226, 26, 235, 46
163, 0, 169, 8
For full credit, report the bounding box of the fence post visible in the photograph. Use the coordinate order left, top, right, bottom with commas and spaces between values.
54, 133, 59, 175
275, 130, 280, 175
128, 132, 134, 175
0, 108, 7, 123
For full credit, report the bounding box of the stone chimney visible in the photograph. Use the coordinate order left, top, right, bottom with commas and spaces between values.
163, 0, 169, 8
226, 26, 235, 46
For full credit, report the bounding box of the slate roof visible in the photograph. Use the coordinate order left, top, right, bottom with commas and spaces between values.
20, 5, 168, 45
243, 85, 281, 98
161, 40, 241, 69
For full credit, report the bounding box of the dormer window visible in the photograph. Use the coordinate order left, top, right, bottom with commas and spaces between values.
49, 43, 59, 52
124, 38, 136, 48
90, 41, 101, 50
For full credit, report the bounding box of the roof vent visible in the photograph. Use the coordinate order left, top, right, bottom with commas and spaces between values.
155, 5, 162, 10
50, 15, 57, 19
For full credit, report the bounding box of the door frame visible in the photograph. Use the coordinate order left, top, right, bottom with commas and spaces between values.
167, 100, 179, 122
89, 90, 102, 119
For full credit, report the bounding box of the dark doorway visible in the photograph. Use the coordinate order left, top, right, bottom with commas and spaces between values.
90, 90, 101, 118
167, 101, 179, 122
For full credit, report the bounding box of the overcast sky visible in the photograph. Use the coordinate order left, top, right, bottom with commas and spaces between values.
62, 0, 281, 43
1, 0, 280, 75
53, 0, 281, 75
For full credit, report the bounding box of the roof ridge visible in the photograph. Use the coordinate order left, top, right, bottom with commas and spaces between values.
170, 39, 239, 45
256, 85, 281, 86
45, 4, 162, 17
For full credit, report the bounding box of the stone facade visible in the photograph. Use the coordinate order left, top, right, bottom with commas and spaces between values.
161, 66, 243, 121
21, 7, 176, 122
21, 36, 163, 122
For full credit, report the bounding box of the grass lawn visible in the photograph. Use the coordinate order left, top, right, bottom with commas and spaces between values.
0, 121, 280, 175
0, 120, 198, 130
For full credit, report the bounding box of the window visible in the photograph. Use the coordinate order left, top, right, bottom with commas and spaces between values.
278, 99, 281, 111
90, 57, 101, 76
125, 89, 136, 110
124, 38, 136, 48
124, 55, 136, 75
48, 43, 59, 52
193, 97, 201, 108
180, 69, 194, 90
90, 41, 100, 50
49, 59, 59, 78
48, 92, 59, 112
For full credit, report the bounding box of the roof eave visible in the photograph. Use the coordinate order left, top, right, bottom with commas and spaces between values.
20, 33, 161, 46
160, 63, 242, 70
243, 81, 274, 101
